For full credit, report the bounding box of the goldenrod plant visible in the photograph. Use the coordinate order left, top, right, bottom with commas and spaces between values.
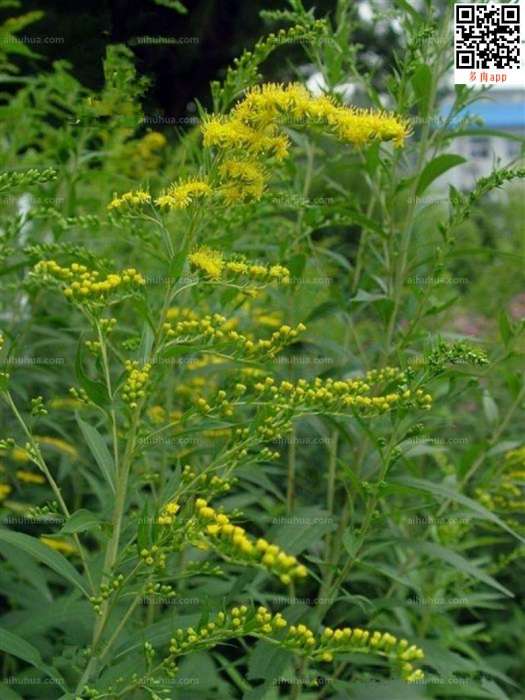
0, 1, 524, 698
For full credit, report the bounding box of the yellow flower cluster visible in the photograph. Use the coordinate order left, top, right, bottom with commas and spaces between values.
218, 158, 266, 203
476, 447, 525, 514
0, 483, 11, 500
203, 83, 409, 159
155, 178, 212, 210
202, 114, 290, 160
166, 307, 198, 322
161, 605, 424, 682
36, 436, 79, 460
188, 247, 290, 284
157, 500, 180, 525
505, 446, 525, 470
40, 536, 77, 556
122, 360, 151, 409
180, 465, 233, 495
250, 375, 432, 418
16, 469, 46, 484
33, 260, 144, 303
188, 247, 224, 279
163, 312, 305, 360
135, 131, 166, 169
9, 437, 78, 462
317, 626, 424, 682
194, 498, 307, 584
107, 189, 152, 211
48, 397, 84, 410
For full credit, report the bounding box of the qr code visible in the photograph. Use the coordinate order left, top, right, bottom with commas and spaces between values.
455, 4, 521, 70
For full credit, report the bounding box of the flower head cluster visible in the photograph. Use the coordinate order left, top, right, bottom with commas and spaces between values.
157, 500, 180, 525
33, 260, 144, 305
107, 189, 152, 211
247, 372, 432, 421
163, 312, 305, 360
155, 178, 212, 210
317, 626, 424, 682
40, 536, 77, 556
135, 131, 166, 169
188, 247, 290, 284
187, 247, 224, 279
476, 446, 525, 514
190, 498, 307, 583
505, 446, 525, 470
218, 158, 267, 202
16, 469, 46, 484
122, 361, 152, 409
203, 83, 409, 159
161, 605, 424, 682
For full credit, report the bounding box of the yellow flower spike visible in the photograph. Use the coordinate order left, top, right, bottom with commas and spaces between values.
16, 470, 46, 484
188, 247, 224, 280
108, 189, 151, 210
155, 178, 212, 210
0, 484, 12, 500
199, 506, 216, 519
40, 537, 77, 556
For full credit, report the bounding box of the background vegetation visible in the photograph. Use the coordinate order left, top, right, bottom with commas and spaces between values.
0, 1, 524, 699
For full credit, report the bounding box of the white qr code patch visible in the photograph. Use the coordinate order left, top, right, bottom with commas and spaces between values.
455, 3, 524, 85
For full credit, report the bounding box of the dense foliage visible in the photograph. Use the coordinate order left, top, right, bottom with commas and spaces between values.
0, 1, 524, 699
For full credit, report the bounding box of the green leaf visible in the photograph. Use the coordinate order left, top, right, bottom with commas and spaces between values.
411, 64, 432, 116
389, 476, 525, 543
247, 640, 292, 682
482, 390, 499, 425
76, 415, 116, 494
498, 310, 513, 347
74, 342, 109, 407
342, 528, 359, 557
0, 627, 65, 689
60, 509, 101, 534
0, 530, 89, 596
416, 154, 466, 196
269, 507, 335, 554
151, 0, 187, 13
398, 539, 513, 597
